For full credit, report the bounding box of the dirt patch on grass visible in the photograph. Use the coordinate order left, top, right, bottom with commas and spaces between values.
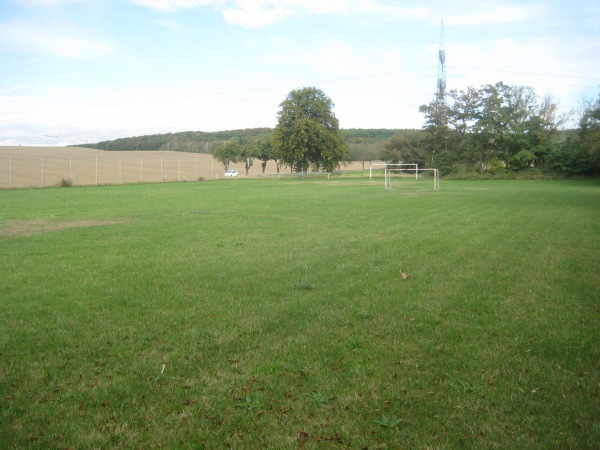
0, 219, 124, 237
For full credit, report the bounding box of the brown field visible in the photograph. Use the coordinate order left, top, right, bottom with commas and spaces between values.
0, 146, 375, 189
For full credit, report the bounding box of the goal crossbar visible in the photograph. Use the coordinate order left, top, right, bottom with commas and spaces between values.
370, 163, 418, 179
385, 168, 440, 191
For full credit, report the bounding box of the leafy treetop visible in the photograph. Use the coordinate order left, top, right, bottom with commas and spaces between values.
273, 87, 348, 173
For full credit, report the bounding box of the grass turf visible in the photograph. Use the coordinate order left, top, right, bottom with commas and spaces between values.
1, 176, 599, 448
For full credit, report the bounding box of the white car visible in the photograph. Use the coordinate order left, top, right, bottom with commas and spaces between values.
224, 169, 238, 178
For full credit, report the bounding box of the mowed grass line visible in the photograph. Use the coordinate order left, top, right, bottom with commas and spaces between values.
0, 178, 598, 448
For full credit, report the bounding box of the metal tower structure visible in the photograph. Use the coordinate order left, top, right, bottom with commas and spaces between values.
436, 20, 446, 99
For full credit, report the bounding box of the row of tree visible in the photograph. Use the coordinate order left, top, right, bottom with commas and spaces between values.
214, 87, 350, 174
212, 135, 275, 175
213, 83, 600, 177
418, 82, 599, 175
80, 84, 599, 177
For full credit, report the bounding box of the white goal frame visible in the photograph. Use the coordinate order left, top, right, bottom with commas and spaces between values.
370, 163, 418, 179
385, 168, 440, 191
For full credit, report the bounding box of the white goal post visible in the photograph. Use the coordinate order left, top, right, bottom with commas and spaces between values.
385, 168, 440, 191
370, 163, 418, 179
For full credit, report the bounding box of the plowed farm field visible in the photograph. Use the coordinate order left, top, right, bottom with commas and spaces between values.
0, 146, 372, 189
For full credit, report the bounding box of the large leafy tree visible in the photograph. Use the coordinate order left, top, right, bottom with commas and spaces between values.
213, 139, 241, 171
256, 136, 279, 173
273, 87, 348, 172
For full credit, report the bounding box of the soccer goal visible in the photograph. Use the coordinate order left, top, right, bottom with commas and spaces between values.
385, 168, 440, 191
370, 163, 418, 179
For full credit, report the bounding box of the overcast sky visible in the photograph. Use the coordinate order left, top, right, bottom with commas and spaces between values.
1, 0, 599, 146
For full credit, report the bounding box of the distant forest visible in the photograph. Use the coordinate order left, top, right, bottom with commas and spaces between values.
77, 128, 275, 153
76, 84, 599, 177
75, 128, 409, 165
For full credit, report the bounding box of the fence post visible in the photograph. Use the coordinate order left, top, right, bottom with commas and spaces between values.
96, 156, 98, 185
42, 157, 44, 188
141, 157, 143, 183
179, 157, 181, 181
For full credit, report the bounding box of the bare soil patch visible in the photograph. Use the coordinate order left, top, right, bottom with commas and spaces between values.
1, 219, 124, 237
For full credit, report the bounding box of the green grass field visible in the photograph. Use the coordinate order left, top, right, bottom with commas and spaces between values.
1, 176, 599, 448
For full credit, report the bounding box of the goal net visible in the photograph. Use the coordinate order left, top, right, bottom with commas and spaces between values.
370, 163, 418, 179
385, 168, 440, 191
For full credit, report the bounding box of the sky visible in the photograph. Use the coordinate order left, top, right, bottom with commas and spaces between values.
0, 0, 599, 146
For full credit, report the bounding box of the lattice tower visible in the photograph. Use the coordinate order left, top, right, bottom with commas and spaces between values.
436, 20, 446, 99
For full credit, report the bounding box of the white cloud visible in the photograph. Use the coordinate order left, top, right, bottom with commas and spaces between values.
17, 0, 81, 5
355, 1, 430, 21
127, 0, 431, 27
0, 20, 113, 59
153, 19, 183, 31
223, 3, 292, 28
128, 0, 223, 12
0, 83, 39, 95
445, 1, 542, 26
0, 79, 283, 145
293, 39, 375, 77
223, 0, 431, 28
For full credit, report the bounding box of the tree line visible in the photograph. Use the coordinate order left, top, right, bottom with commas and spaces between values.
78, 128, 273, 153
418, 82, 599, 176
79, 84, 599, 177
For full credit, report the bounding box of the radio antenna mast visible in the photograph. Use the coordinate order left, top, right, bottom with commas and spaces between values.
436, 20, 446, 100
